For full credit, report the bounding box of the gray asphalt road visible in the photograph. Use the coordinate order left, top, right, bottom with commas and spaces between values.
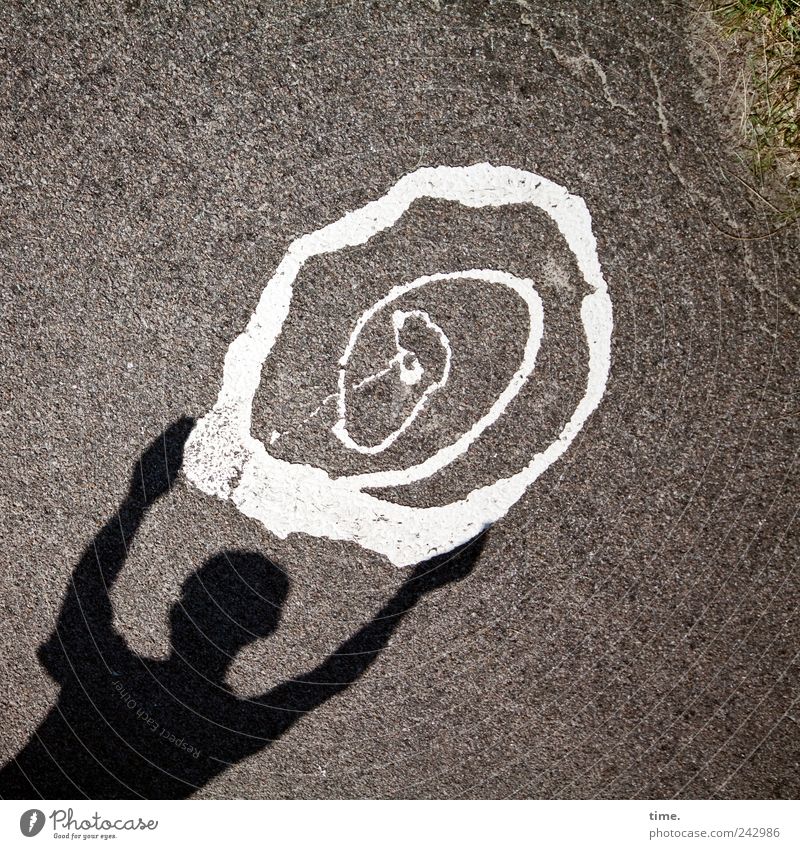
0, 0, 798, 799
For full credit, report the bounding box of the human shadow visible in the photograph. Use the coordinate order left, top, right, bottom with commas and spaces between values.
0, 417, 485, 799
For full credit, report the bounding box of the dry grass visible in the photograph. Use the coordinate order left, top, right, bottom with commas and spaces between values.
709, 1, 800, 219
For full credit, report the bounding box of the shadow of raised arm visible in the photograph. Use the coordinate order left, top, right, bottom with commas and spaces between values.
37, 417, 195, 681
258, 534, 486, 736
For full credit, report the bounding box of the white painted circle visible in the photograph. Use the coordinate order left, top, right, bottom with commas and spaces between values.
184, 163, 613, 567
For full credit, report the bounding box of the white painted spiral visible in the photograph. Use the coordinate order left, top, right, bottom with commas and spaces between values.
184, 163, 613, 567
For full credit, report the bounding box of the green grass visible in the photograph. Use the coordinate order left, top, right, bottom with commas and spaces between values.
709, 1, 800, 218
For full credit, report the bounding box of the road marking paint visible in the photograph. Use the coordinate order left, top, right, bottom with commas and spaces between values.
184, 163, 613, 566
332, 287, 455, 457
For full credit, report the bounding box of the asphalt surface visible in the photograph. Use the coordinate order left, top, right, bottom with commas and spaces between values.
0, 1, 798, 799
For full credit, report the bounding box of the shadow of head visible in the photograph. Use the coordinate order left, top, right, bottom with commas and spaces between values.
169, 550, 289, 678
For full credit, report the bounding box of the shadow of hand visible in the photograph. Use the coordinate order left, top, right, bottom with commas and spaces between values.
127, 416, 196, 504
402, 534, 486, 597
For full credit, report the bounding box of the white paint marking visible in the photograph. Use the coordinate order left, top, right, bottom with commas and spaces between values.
332, 297, 455, 456
352, 362, 396, 392
332, 270, 541, 481
184, 163, 613, 567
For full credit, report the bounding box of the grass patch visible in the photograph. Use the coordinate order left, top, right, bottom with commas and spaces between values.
710, 1, 800, 218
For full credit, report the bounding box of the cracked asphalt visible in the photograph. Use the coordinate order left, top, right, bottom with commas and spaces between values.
0, 1, 798, 799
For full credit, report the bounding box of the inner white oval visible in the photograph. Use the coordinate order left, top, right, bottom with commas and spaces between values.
332, 269, 543, 488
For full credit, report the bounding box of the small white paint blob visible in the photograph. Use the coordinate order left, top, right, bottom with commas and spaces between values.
184, 163, 613, 567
